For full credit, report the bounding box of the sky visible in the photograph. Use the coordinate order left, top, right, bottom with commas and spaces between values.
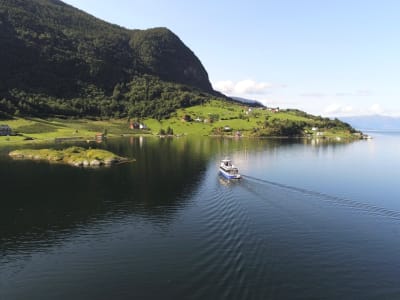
62, 0, 400, 117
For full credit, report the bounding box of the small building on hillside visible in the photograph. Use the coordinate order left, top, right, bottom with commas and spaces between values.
130, 121, 147, 130
267, 107, 280, 113
0, 124, 11, 136
130, 121, 139, 129
95, 133, 105, 143
182, 114, 192, 122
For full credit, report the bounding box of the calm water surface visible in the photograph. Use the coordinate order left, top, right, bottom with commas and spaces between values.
1, 133, 400, 299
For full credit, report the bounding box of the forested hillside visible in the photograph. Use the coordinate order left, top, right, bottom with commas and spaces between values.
0, 0, 218, 118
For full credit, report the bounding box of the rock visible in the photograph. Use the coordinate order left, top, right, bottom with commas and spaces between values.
9, 151, 24, 158
90, 159, 101, 166
104, 158, 117, 165
83, 160, 89, 167
74, 162, 83, 167
49, 156, 63, 161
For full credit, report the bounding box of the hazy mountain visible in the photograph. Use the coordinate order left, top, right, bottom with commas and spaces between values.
340, 115, 400, 130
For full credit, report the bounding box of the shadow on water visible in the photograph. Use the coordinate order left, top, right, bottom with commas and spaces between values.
0, 136, 361, 252
0, 136, 211, 255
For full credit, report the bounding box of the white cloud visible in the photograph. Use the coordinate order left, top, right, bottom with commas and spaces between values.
235, 80, 272, 94
212, 80, 235, 94
335, 92, 353, 97
324, 104, 354, 115
356, 90, 373, 96
322, 103, 390, 117
368, 103, 384, 115
335, 90, 373, 97
300, 92, 326, 98
259, 98, 283, 107
213, 79, 274, 95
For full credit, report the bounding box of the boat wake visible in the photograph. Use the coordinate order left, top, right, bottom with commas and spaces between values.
241, 174, 400, 222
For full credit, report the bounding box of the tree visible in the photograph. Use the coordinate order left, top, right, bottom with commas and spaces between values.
112, 83, 122, 100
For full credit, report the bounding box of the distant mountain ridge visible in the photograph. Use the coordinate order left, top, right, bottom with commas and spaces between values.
230, 97, 264, 107
340, 115, 400, 130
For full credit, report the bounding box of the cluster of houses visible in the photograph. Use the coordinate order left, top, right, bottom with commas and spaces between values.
266, 107, 280, 113
244, 106, 280, 115
257, 106, 280, 113
0, 124, 12, 136
182, 114, 215, 123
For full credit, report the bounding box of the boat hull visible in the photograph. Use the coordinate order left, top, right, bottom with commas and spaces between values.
219, 168, 241, 179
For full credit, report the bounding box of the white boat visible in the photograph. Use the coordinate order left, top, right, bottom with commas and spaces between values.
219, 159, 241, 179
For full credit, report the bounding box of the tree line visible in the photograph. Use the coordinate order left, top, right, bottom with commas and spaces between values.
0, 75, 217, 119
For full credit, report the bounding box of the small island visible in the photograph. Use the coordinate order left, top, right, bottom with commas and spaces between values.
9, 146, 130, 167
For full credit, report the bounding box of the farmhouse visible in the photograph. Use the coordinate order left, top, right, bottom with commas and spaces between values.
95, 133, 105, 142
267, 107, 280, 113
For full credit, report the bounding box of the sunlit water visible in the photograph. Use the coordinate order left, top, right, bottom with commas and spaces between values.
1, 133, 400, 299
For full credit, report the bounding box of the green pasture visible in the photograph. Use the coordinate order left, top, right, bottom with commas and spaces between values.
0, 99, 359, 147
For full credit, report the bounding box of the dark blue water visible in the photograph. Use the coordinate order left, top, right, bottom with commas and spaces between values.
1, 133, 400, 299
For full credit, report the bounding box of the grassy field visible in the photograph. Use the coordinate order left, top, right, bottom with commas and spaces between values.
146, 100, 273, 136
0, 117, 146, 146
0, 100, 360, 147
145, 100, 358, 139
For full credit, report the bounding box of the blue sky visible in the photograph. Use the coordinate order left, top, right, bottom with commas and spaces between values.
63, 0, 400, 117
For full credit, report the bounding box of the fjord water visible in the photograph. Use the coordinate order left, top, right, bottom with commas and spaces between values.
1, 133, 400, 299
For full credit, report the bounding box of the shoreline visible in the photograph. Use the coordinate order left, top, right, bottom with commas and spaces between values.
0, 131, 364, 149
0, 114, 363, 149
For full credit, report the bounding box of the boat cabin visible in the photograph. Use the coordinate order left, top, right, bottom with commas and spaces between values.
221, 159, 233, 167
219, 158, 241, 179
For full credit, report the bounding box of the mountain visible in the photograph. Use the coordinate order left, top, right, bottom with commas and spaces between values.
230, 97, 264, 107
0, 0, 218, 118
340, 115, 400, 131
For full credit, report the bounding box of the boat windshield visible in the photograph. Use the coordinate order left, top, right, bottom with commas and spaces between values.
222, 160, 232, 167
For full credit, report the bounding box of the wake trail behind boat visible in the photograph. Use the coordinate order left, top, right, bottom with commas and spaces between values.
241, 174, 400, 222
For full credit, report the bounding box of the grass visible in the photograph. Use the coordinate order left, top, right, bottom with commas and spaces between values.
9, 146, 129, 167
0, 99, 360, 148
146, 100, 358, 139
0, 117, 150, 146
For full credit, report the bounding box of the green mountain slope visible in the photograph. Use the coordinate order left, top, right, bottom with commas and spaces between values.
0, 0, 216, 118
0, 0, 360, 141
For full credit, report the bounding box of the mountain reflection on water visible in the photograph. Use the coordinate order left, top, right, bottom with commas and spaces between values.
0, 137, 210, 254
